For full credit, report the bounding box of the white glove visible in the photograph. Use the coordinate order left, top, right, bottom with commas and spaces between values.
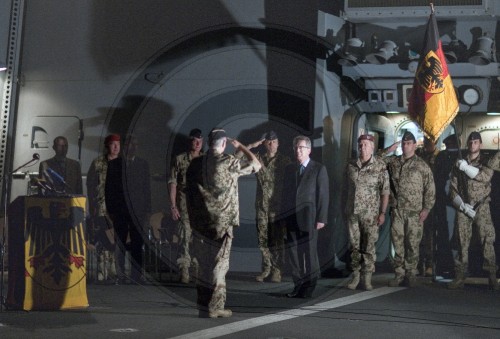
453, 194, 464, 209
462, 203, 476, 219
453, 195, 476, 219
457, 159, 479, 179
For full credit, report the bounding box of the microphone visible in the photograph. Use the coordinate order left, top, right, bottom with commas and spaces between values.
31, 177, 54, 192
33, 153, 40, 160
46, 168, 67, 185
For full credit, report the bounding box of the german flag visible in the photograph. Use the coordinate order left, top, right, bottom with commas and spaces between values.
408, 8, 458, 143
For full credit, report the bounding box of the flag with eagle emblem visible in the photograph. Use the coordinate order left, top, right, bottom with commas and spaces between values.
408, 9, 459, 143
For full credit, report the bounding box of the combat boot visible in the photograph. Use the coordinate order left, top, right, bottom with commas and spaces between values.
489, 271, 499, 291
424, 267, 433, 277
208, 309, 232, 318
347, 270, 360, 290
405, 274, 417, 288
388, 274, 403, 287
447, 271, 465, 289
256, 268, 270, 282
270, 271, 281, 283
363, 272, 373, 291
180, 267, 190, 284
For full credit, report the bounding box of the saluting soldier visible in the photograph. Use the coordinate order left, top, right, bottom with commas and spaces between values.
187, 128, 261, 318
448, 132, 498, 290
344, 134, 389, 291
244, 131, 291, 283
385, 131, 436, 287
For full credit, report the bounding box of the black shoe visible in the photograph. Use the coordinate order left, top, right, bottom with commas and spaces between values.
115, 276, 127, 285
286, 285, 303, 298
301, 286, 315, 298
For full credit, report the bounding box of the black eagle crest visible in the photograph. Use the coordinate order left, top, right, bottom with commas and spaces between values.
417, 53, 444, 93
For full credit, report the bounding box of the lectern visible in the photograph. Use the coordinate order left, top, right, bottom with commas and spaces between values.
7, 195, 88, 310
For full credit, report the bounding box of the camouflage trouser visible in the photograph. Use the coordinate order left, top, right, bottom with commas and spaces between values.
391, 208, 423, 277
454, 202, 496, 274
347, 212, 379, 273
193, 227, 232, 313
97, 249, 116, 281
420, 209, 435, 269
177, 219, 198, 271
256, 210, 285, 274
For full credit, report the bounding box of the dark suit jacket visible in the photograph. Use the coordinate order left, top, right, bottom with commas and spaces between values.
39, 157, 83, 194
281, 159, 329, 232
105, 156, 151, 219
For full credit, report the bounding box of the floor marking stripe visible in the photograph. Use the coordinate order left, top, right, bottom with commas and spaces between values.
169, 287, 406, 339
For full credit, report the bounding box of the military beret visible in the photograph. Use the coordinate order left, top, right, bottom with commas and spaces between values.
443, 134, 456, 146
104, 134, 120, 145
358, 134, 374, 142
402, 131, 416, 143
467, 131, 482, 143
189, 128, 203, 139
263, 130, 278, 140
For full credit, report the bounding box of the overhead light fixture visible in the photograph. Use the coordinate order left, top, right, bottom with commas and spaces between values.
0, 61, 6, 72
366, 40, 398, 65
458, 85, 482, 106
486, 112, 500, 115
443, 40, 466, 64
468, 36, 494, 65
337, 38, 364, 66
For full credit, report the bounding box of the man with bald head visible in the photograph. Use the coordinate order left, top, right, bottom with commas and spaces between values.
39, 136, 82, 194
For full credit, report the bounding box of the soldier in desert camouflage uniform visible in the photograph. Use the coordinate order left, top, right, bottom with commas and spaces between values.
244, 131, 290, 283
448, 132, 498, 290
344, 134, 389, 291
385, 131, 435, 288
87, 134, 121, 283
489, 150, 500, 172
168, 128, 203, 283
416, 137, 440, 277
187, 128, 261, 318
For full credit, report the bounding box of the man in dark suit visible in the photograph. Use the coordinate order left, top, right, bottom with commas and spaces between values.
281, 135, 329, 298
39, 136, 83, 194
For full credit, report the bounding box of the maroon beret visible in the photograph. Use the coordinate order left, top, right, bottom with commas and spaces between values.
104, 134, 120, 145
358, 134, 375, 142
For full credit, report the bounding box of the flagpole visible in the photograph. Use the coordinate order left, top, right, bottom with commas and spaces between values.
430, 3, 434, 14
451, 120, 470, 204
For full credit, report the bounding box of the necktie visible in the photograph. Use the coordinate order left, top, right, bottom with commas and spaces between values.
299, 165, 305, 176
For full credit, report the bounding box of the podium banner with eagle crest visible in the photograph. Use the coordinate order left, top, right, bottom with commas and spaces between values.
7, 196, 88, 310
408, 6, 459, 143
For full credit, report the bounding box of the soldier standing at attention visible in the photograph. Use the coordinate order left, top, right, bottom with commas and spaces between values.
187, 128, 261, 318
344, 134, 389, 290
416, 137, 440, 277
244, 131, 290, 283
87, 134, 121, 282
386, 131, 435, 287
168, 128, 204, 283
448, 132, 498, 290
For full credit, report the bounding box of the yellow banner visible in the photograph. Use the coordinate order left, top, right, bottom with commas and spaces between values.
23, 196, 88, 310
418, 75, 459, 143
